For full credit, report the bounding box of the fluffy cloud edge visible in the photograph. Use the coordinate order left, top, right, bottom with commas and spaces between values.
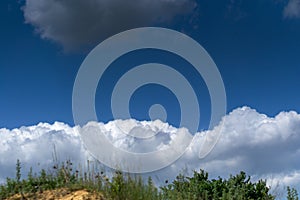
1, 107, 300, 195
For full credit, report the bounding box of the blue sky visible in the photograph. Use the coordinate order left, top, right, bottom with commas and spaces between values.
1, 0, 300, 130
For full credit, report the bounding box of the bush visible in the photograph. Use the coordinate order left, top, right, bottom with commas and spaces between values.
160, 170, 274, 200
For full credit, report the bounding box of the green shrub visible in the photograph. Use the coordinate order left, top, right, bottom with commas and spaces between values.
160, 170, 274, 200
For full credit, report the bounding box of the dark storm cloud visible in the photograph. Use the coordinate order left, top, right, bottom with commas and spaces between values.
22, 0, 197, 52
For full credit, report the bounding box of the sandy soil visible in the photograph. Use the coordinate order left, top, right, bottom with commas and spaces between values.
6, 188, 105, 200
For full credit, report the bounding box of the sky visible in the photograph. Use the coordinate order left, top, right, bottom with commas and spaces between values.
0, 0, 300, 129
0, 0, 300, 197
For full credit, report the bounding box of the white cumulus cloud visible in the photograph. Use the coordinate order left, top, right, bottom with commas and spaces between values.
0, 122, 89, 182
22, 0, 197, 52
1, 107, 300, 195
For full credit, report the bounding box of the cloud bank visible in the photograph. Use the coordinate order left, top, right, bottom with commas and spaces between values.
22, 0, 196, 52
0, 122, 89, 183
1, 107, 300, 194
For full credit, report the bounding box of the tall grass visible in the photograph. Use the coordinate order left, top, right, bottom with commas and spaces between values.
0, 160, 298, 200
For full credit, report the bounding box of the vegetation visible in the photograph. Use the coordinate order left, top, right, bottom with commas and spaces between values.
160, 170, 274, 200
0, 160, 298, 199
287, 186, 299, 200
